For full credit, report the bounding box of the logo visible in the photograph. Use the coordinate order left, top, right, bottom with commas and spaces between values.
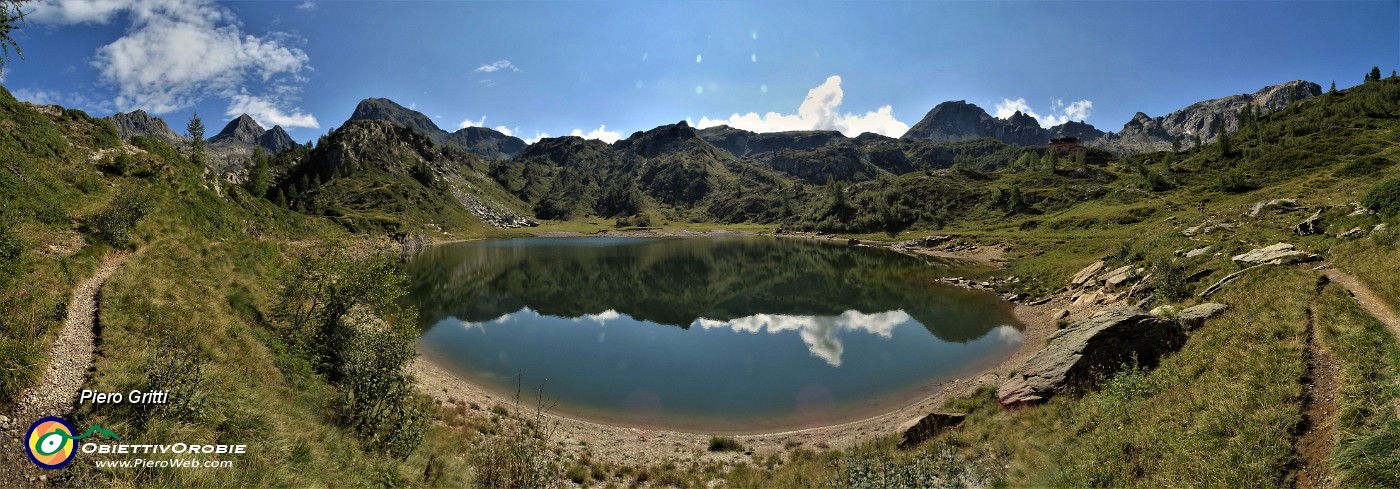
25, 416, 77, 469
23, 417, 121, 470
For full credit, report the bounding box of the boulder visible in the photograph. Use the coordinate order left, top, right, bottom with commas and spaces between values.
1340, 227, 1363, 239
1375, 223, 1389, 234
1231, 243, 1314, 266
1177, 303, 1230, 329
997, 306, 1183, 407
1184, 246, 1213, 258
1247, 198, 1300, 217
1100, 265, 1133, 288
897, 413, 966, 449
1071, 261, 1106, 287
1294, 209, 1323, 236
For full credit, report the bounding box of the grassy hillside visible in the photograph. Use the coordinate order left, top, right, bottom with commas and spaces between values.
2, 72, 1397, 487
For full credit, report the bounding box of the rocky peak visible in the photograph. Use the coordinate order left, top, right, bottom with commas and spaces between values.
348, 98, 444, 142
614, 120, 708, 158
258, 125, 296, 154
210, 114, 266, 145
901, 100, 1000, 142
106, 109, 185, 145
696, 124, 848, 158
1046, 120, 1106, 141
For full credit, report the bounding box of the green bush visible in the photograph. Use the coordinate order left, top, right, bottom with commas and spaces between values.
272, 248, 428, 459
82, 190, 150, 249
708, 435, 745, 452
1334, 155, 1394, 178
1361, 178, 1400, 217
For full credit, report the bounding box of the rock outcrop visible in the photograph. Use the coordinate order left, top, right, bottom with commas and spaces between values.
997, 306, 1183, 406
1231, 243, 1316, 265
1176, 303, 1230, 329
898, 413, 966, 449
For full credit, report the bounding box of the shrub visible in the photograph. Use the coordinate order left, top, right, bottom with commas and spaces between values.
82, 190, 150, 249
1361, 178, 1400, 217
1334, 155, 1394, 178
134, 342, 209, 428
1153, 256, 1191, 303
1216, 169, 1258, 193
708, 435, 744, 452
272, 248, 427, 459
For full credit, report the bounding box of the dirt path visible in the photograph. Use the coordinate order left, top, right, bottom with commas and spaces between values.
1317, 266, 1400, 338
1292, 277, 1341, 489
0, 253, 129, 486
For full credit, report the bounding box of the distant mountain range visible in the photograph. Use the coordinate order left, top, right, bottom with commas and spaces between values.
899, 80, 1321, 155
96, 78, 1327, 231
105, 110, 299, 170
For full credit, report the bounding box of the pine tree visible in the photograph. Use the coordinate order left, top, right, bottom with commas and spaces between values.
1329, 80, 1336, 93
274, 188, 287, 207
1171, 135, 1181, 153
246, 147, 271, 198
187, 113, 206, 166
1193, 133, 1202, 152
1370, 66, 1382, 82
0, 0, 27, 77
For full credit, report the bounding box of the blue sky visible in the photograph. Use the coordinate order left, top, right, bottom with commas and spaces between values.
6, 0, 1397, 144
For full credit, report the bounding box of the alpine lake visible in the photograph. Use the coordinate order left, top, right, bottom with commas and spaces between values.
404, 236, 1023, 433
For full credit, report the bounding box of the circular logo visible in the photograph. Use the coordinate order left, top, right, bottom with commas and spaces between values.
24, 416, 77, 470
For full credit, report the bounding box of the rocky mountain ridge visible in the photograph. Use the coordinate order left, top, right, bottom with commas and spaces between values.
1094, 80, 1322, 154
347, 98, 524, 160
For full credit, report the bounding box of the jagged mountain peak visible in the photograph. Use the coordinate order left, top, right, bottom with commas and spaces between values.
210, 113, 266, 145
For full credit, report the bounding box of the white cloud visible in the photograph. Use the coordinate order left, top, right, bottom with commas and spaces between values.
994, 97, 1094, 127
695, 310, 911, 367
28, 0, 134, 24
29, 0, 313, 120
296, 1, 317, 11
523, 131, 550, 144
570, 124, 621, 143
226, 93, 318, 129
494, 125, 515, 137
475, 60, 520, 73
696, 75, 910, 137
458, 115, 487, 129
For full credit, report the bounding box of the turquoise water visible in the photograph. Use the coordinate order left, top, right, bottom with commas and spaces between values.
404, 236, 1023, 432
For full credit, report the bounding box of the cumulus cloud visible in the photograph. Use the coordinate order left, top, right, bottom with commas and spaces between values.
458, 115, 487, 129
494, 126, 516, 137
695, 310, 912, 367
27, 0, 133, 24
226, 93, 319, 129
296, 1, 317, 11
696, 75, 909, 137
570, 124, 621, 143
29, 0, 314, 119
994, 97, 1094, 127
474, 60, 520, 73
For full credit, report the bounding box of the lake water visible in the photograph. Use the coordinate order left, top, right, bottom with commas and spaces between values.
405, 236, 1023, 432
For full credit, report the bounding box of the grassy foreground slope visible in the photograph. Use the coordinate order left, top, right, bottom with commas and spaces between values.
1, 72, 1397, 488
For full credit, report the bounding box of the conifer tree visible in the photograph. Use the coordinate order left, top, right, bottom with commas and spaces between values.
187, 113, 206, 166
